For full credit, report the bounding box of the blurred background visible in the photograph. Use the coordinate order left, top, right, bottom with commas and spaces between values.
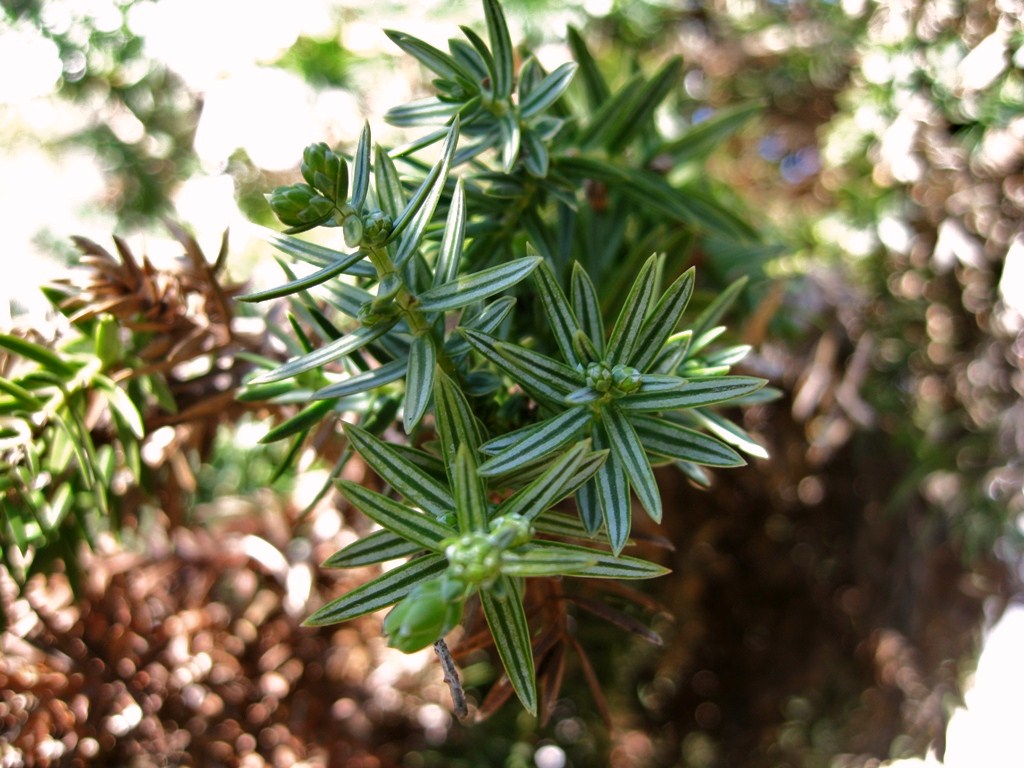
1, 0, 1022, 766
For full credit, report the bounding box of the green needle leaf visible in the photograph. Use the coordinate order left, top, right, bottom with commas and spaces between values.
482, 0, 514, 99
498, 111, 521, 173
0, 334, 77, 377
517, 56, 544, 100
531, 540, 669, 579
570, 262, 604, 356
374, 145, 406, 219
260, 399, 336, 443
94, 376, 144, 439
577, 73, 644, 149
0, 378, 43, 409
258, 227, 375, 276
449, 37, 488, 81
628, 267, 695, 371
404, 334, 435, 432
691, 276, 749, 344
454, 444, 488, 533
384, 30, 471, 83
237, 250, 365, 302
559, 157, 755, 240
385, 98, 460, 127
636, 374, 689, 393
434, 366, 484, 487
533, 260, 581, 366
660, 101, 763, 165
617, 376, 767, 412
478, 408, 591, 477
574, 478, 604, 535
606, 255, 658, 366
434, 179, 466, 288
653, 176, 757, 241
351, 123, 372, 209
252, 321, 398, 384
655, 331, 693, 375
604, 57, 682, 153
304, 554, 446, 626
388, 118, 460, 256
445, 296, 516, 360
632, 414, 745, 466
533, 509, 602, 540
555, 449, 609, 501
323, 529, 422, 568
313, 358, 408, 400
343, 423, 454, 517
520, 62, 578, 118
390, 443, 448, 477
603, 406, 662, 523
460, 25, 497, 91
499, 545, 596, 577
481, 578, 537, 715
494, 440, 605, 523
591, 426, 630, 553
481, 409, 571, 454
704, 344, 753, 368
337, 480, 453, 551
566, 25, 610, 110
463, 330, 581, 405
323, 281, 375, 320
417, 256, 541, 313
521, 129, 549, 178
564, 387, 601, 405
689, 408, 769, 460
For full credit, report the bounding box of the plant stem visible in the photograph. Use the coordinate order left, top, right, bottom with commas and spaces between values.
364, 244, 457, 376
434, 638, 469, 719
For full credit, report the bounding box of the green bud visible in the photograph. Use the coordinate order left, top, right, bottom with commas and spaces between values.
445, 532, 501, 587
356, 303, 395, 325
489, 514, 532, 549
269, 184, 335, 228
611, 364, 642, 394
301, 142, 348, 202
358, 301, 399, 327
94, 315, 121, 368
362, 209, 393, 246
585, 362, 613, 393
383, 577, 466, 652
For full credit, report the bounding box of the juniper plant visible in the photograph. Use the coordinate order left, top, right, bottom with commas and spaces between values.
240, 0, 774, 716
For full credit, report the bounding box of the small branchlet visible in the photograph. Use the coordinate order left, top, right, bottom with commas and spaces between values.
244, 0, 775, 719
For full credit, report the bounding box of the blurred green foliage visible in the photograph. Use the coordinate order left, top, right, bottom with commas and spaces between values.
274, 34, 354, 89
815, 0, 1024, 559
3, 0, 199, 225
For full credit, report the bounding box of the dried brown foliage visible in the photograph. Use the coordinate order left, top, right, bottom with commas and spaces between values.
0, 492, 453, 768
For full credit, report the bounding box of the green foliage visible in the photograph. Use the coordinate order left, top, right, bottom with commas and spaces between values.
240, 0, 774, 716
274, 34, 353, 89
5, 1, 198, 225
0, 228, 256, 623
0, 325, 147, 596
812, 0, 1024, 559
